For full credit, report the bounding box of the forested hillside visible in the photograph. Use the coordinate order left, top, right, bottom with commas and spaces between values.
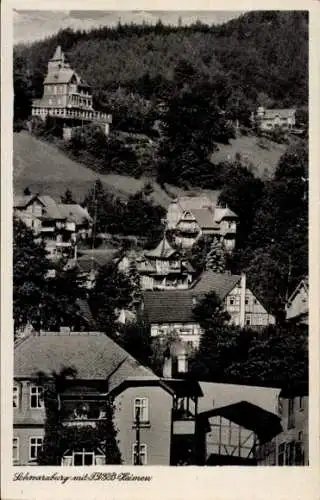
14, 11, 308, 111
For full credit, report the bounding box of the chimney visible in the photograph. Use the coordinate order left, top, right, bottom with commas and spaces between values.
239, 273, 246, 328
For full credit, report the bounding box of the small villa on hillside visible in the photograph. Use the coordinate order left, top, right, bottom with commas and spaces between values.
14, 193, 92, 259
141, 271, 275, 350
31, 46, 112, 137
118, 236, 196, 290
252, 106, 296, 131
166, 195, 238, 250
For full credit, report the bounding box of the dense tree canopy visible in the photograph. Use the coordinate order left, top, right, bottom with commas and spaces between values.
14, 11, 308, 111
89, 263, 133, 337
13, 217, 85, 335
82, 180, 165, 246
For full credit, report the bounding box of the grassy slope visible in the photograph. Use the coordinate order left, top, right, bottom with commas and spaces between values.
13, 132, 220, 208
211, 134, 287, 178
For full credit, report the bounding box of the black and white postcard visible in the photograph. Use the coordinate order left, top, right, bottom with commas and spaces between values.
1, 1, 319, 499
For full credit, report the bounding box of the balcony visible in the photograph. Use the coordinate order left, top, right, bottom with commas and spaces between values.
61, 401, 106, 428
32, 106, 112, 124
176, 224, 200, 235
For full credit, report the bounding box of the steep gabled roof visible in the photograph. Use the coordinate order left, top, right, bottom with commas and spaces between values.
198, 381, 281, 415
13, 195, 34, 208
190, 271, 241, 299
44, 68, 76, 85
142, 290, 195, 324
177, 194, 220, 211
142, 272, 244, 324
199, 401, 282, 443
145, 236, 177, 259
214, 207, 238, 222
190, 208, 218, 230
57, 204, 92, 224
14, 331, 156, 386
263, 108, 296, 119
286, 277, 309, 305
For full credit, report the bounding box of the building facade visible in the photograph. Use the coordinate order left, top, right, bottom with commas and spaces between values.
13, 331, 202, 466
256, 384, 308, 466
285, 278, 309, 324
14, 331, 302, 467
142, 272, 275, 349
253, 107, 296, 131
31, 46, 112, 136
166, 196, 238, 250
14, 193, 92, 259
118, 237, 196, 291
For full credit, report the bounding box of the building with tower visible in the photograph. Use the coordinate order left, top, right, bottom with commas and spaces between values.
31, 46, 112, 137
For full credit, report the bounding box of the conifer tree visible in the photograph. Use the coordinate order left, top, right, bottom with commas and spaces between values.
205, 238, 227, 273
128, 259, 142, 311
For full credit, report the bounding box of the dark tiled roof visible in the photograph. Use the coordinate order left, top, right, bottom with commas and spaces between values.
190, 209, 217, 230
142, 290, 195, 323
142, 272, 242, 324
190, 271, 241, 299
14, 331, 156, 385
145, 236, 177, 259
199, 401, 282, 443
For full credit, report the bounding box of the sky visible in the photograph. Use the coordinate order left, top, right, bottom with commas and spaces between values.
13, 10, 243, 44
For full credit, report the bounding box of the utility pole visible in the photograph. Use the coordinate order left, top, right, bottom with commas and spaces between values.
285, 254, 292, 302
134, 406, 141, 465
91, 180, 98, 251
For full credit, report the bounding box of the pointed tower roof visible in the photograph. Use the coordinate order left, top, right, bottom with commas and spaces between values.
145, 235, 177, 259
51, 45, 64, 61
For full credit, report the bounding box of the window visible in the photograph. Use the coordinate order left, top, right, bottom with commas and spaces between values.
177, 354, 188, 373
29, 437, 43, 460
132, 443, 147, 465
134, 398, 149, 423
30, 385, 43, 409
298, 431, 303, 442
13, 384, 20, 408
13, 437, 19, 463
246, 317, 251, 325
73, 450, 95, 466
286, 441, 295, 465
278, 443, 286, 465
288, 398, 295, 429
299, 396, 304, 410
62, 449, 105, 466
